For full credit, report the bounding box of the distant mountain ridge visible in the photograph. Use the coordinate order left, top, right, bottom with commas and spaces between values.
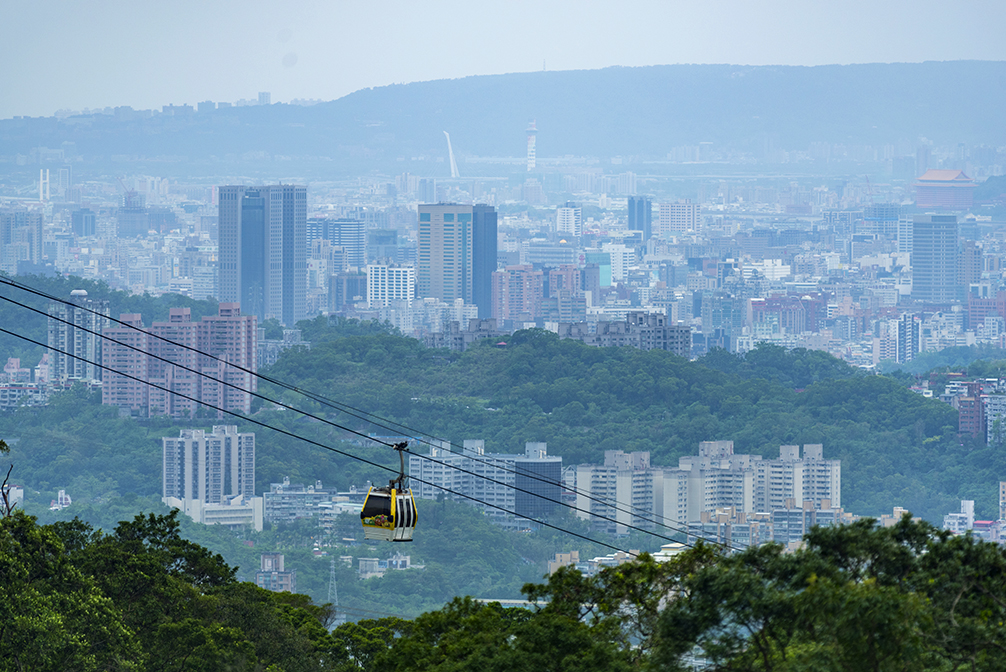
3, 61, 1005, 171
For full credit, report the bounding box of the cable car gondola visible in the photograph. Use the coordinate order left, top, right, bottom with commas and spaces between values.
360, 442, 417, 542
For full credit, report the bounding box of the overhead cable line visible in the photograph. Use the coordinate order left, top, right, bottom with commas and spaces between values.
0, 277, 727, 547
14, 295, 695, 548
0, 324, 646, 555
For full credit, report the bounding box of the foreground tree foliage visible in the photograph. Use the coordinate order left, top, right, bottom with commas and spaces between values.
1, 509, 336, 672
7, 503, 1006, 670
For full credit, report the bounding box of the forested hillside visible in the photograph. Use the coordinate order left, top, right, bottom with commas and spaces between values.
265, 327, 983, 521
7, 506, 1006, 671
1, 315, 990, 524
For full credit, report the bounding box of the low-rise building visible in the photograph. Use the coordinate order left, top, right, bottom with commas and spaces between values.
256, 553, 296, 592
263, 477, 333, 524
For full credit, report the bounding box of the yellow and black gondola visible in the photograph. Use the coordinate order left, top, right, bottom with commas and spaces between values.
360, 442, 417, 542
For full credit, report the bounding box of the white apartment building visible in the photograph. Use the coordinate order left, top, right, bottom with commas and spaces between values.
556, 204, 582, 237
600, 243, 635, 283
575, 450, 664, 534
367, 264, 415, 309
162, 425, 256, 504
663, 441, 840, 523
408, 439, 562, 528
657, 200, 701, 236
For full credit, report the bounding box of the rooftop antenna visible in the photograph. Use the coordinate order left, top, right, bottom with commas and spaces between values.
443, 131, 460, 179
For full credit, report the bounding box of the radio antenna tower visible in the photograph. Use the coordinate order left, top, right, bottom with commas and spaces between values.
443, 131, 460, 178
526, 120, 537, 172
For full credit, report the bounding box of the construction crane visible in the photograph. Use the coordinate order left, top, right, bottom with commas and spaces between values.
116, 176, 139, 206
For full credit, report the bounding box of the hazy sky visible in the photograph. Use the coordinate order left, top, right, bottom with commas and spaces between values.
2, 0, 1005, 119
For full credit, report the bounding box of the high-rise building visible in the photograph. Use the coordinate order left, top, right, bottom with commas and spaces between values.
71, 208, 96, 237
418, 179, 437, 203
409, 440, 561, 528
101, 304, 257, 418
628, 196, 653, 240
308, 218, 366, 268
418, 203, 471, 303
366, 264, 415, 308
48, 289, 110, 383
218, 185, 307, 325
117, 192, 149, 238
912, 214, 959, 304
472, 205, 498, 319
657, 200, 701, 236
162, 425, 256, 504
556, 202, 582, 237
328, 271, 367, 314
0, 208, 44, 274
961, 240, 982, 289
575, 450, 664, 534
896, 313, 921, 364
526, 120, 537, 171
417, 203, 497, 318
658, 441, 841, 523
492, 264, 544, 324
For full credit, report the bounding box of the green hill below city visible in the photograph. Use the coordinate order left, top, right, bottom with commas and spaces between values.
1, 309, 990, 526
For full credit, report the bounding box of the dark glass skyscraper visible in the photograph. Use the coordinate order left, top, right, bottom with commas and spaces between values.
219, 185, 306, 325
472, 204, 498, 319
628, 196, 652, 240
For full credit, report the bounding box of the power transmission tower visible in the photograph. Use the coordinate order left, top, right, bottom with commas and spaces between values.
328, 559, 346, 627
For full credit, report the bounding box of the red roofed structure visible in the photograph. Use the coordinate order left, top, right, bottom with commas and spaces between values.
915, 169, 975, 210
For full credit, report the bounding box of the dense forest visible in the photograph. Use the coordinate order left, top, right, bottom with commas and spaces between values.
6, 503, 1006, 671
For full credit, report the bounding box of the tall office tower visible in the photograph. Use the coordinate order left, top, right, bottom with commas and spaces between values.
418, 178, 437, 203
257, 92, 271, 106
417, 203, 497, 318
218, 185, 307, 325
57, 166, 72, 201
897, 215, 913, 254
322, 218, 366, 268
0, 208, 44, 273
556, 202, 582, 237
162, 425, 255, 504
628, 196, 653, 240
896, 313, 921, 364
657, 200, 701, 236
117, 192, 149, 237
328, 271, 368, 314
912, 214, 959, 304
960, 240, 982, 289
48, 289, 110, 383
366, 264, 415, 308
526, 120, 537, 171
472, 205, 497, 319
71, 208, 96, 237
